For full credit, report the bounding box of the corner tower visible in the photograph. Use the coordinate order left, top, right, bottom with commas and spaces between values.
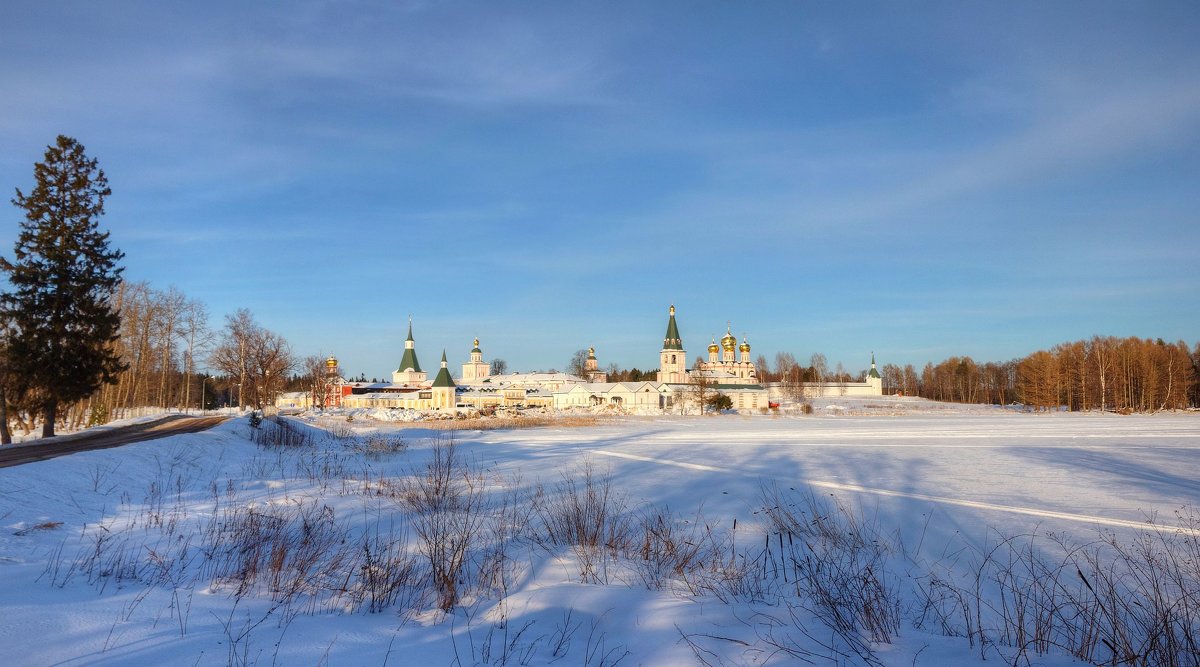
432, 350, 457, 409
657, 305, 688, 384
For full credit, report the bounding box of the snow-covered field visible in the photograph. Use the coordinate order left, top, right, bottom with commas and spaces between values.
1, 398, 1197, 666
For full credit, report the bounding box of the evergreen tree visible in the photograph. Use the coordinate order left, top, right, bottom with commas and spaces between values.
1, 136, 126, 437
0, 329, 14, 445
706, 392, 733, 412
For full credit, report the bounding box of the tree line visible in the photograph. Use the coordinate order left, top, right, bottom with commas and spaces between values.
1013, 337, 1197, 412
2, 274, 301, 438
0, 136, 305, 441
882, 336, 1198, 412
748, 337, 1198, 413
96, 286, 300, 419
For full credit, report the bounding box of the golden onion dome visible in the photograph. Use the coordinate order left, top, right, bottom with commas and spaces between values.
325, 356, 338, 368
707, 338, 720, 354
739, 338, 751, 353
720, 328, 737, 350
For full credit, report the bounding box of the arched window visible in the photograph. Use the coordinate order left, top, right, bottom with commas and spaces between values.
671, 354, 676, 365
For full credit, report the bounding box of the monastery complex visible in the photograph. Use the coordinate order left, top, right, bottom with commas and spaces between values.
276, 305, 882, 414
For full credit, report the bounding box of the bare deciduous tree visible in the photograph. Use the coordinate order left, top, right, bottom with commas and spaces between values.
180, 298, 212, 411
301, 354, 341, 410
210, 310, 295, 410
810, 353, 828, 394
567, 349, 589, 378
91, 282, 217, 420
902, 364, 918, 397
688, 358, 715, 415
755, 354, 771, 382
1092, 335, 1115, 412
881, 363, 902, 395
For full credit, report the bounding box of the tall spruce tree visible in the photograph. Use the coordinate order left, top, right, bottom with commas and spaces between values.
1, 136, 126, 437
0, 330, 13, 445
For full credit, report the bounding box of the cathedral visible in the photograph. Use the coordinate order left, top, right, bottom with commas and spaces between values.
657, 305, 761, 384
655, 305, 770, 410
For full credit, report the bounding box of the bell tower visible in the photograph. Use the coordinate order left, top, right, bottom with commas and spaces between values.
657, 305, 688, 384
585, 346, 608, 383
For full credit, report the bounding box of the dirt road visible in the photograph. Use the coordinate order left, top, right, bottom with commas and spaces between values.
0, 415, 231, 468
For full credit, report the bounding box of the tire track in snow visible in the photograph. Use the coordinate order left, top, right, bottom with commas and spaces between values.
592, 449, 1194, 534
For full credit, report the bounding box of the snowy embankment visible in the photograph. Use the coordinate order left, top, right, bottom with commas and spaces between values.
0, 403, 1197, 665
4, 407, 241, 445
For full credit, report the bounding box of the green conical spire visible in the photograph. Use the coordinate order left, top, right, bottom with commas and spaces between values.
432, 349, 456, 388
662, 305, 683, 351
397, 349, 421, 373
397, 318, 421, 373
868, 352, 881, 379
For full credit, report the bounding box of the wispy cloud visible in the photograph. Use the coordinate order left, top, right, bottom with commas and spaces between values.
848, 75, 1200, 221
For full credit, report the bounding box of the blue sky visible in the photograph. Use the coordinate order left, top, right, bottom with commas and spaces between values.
2, 1, 1198, 379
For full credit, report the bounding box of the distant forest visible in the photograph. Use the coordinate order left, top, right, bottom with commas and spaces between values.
774, 337, 1197, 412
905, 337, 1198, 412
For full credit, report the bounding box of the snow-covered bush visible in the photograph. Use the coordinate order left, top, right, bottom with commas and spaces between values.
912, 513, 1200, 666
532, 460, 634, 584
391, 436, 488, 611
